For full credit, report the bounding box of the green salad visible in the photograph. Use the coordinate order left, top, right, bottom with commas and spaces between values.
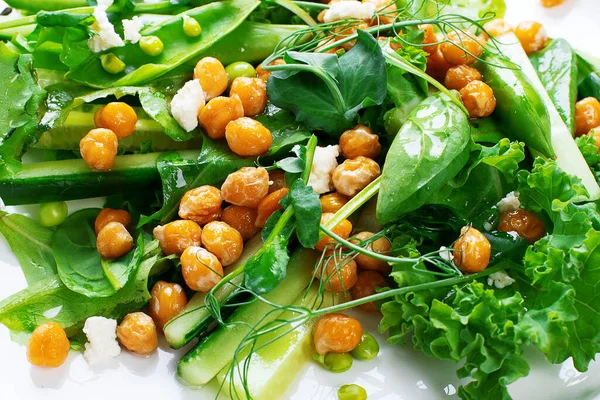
1, 0, 600, 398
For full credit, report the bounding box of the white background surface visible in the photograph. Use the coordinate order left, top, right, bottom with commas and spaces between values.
1, 0, 600, 399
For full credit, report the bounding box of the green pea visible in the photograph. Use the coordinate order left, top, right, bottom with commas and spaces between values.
225, 61, 257, 83
100, 54, 126, 74
183, 15, 202, 37
38, 202, 68, 227
351, 333, 379, 361
337, 384, 367, 400
313, 352, 353, 373
139, 36, 164, 57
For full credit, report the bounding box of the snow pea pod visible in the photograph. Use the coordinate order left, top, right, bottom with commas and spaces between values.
479, 52, 554, 158
529, 39, 578, 134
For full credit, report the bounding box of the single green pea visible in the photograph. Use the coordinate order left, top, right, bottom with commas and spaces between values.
139, 36, 164, 57
38, 202, 68, 227
100, 54, 126, 74
225, 61, 257, 83
351, 333, 379, 361
313, 352, 353, 373
182, 15, 202, 37
337, 384, 367, 400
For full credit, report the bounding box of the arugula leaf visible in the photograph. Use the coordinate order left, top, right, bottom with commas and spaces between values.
288, 179, 321, 248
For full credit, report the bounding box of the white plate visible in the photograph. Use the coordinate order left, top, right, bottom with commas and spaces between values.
1, 0, 600, 398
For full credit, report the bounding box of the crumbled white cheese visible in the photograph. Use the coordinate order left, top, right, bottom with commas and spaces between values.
88, 0, 125, 53
82, 316, 121, 365
323, 1, 376, 23
122, 16, 144, 44
487, 271, 516, 289
438, 246, 454, 262
483, 222, 493, 232
308, 145, 340, 194
170, 79, 206, 132
496, 191, 520, 213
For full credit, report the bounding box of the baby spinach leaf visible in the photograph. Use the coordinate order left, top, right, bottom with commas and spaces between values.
288, 178, 321, 248
243, 234, 290, 295
469, 117, 506, 144
256, 104, 311, 157
0, 212, 57, 285
576, 51, 600, 101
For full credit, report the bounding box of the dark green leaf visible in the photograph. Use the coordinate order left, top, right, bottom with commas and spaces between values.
243, 235, 290, 294
256, 104, 311, 157
289, 179, 321, 248
36, 11, 94, 27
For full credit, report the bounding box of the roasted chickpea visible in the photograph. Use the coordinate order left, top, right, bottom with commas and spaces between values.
350, 271, 387, 312
193, 57, 228, 100
95, 208, 131, 235
230, 77, 267, 117
313, 313, 362, 355
178, 185, 223, 226
575, 97, 600, 137
320, 257, 358, 293
27, 322, 70, 368
268, 169, 287, 193
320, 192, 349, 214
79, 128, 118, 171
334, 23, 369, 51
201, 221, 244, 266
315, 213, 353, 252
150, 281, 187, 330
440, 31, 484, 65
257, 58, 285, 82
94, 106, 103, 127
459, 80, 497, 118
426, 47, 453, 81
181, 246, 223, 292
255, 188, 289, 228
117, 312, 158, 355
588, 127, 600, 150
222, 205, 259, 241
541, 0, 566, 8
153, 220, 202, 256
498, 209, 546, 243
198, 95, 244, 139
97, 222, 133, 259
95, 102, 138, 139
453, 226, 491, 273
482, 19, 513, 39
420, 24, 439, 54
444, 65, 483, 91
332, 156, 381, 198
221, 167, 270, 207
339, 125, 381, 160
351, 231, 391, 274
363, 0, 397, 25
225, 117, 273, 157
514, 21, 548, 54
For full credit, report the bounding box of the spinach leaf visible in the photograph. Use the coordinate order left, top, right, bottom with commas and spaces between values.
469, 117, 506, 144
243, 234, 290, 295
0, 212, 57, 285
267, 30, 387, 136
288, 179, 321, 248
377, 93, 471, 224
530, 39, 578, 134
53, 208, 142, 297
383, 64, 426, 136
256, 104, 311, 157
577, 52, 600, 102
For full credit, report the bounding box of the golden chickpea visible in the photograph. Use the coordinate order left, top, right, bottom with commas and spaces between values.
257, 58, 285, 82
27, 322, 70, 368
332, 156, 381, 198
225, 117, 273, 157
178, 185, 223, 226
320, 192, 349, 214
440, 31, 484, 65
350, 271, 387, 312
95, 208, 131, 235
541, 0, 566, 8
459, 80, 497, 118
79, 128, 118, 171
482, 19, 513, 39
181, 246, 223, 292
201, 221, 244, 266
255, 188, 289, 228
117, 312, 158, 355
351, 231, 391, 274
193, 57, 228, 100
315, 213, 353, 252
97, 222, 133, 259
444, 65, 483, 91
94, 106, 103, 128
153, 220, 202, 256
268, 169, 287, 193
221, 167, 270, 207
313, 313, 362, 355
150, 281, 188, 330
426, 47, 452, 82
498, 209, 546, 243
230, 77, 267, 117
363, 0, 397, 25
339, 125, 381, 160
95, 102, 138, 139
575, 97, 600, 137
514, 21, 548, 54
320, 257, 358, 293
453, 226, 491, 273
420, 24, 439, 54
222, 205, 259, 241
198, 95, 244, 139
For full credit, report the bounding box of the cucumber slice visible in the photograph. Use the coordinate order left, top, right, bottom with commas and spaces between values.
164, 235, 263, 349
177, 248, 318, 388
